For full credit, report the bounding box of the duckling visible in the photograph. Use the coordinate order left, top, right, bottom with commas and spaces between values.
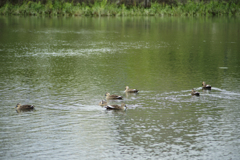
105, 92, 123, 100
191, 89, 200, 96
105, 103, 127, 110
125, 86, 139, 93
99, 100, 107, 106
202, 81, 211, 90
15, 103, 35, 111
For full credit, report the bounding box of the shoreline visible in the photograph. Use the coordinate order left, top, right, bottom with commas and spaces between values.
0, 0, 239, 17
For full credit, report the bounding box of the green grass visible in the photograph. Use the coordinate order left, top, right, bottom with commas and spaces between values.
0, 0, 239, 16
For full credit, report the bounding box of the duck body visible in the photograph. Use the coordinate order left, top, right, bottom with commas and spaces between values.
191, 89, 200, 96
125, 86, 139, 93
202, 81, 211, 90
99, 100, 107, 106
105, 92, 123, 100
105, 103, 127, 110
15, 103, 35, 111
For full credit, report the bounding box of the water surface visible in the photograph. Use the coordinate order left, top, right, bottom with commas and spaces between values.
0, 16, 240, 159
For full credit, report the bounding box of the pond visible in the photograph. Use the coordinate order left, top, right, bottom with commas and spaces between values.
0, 15, 240, 159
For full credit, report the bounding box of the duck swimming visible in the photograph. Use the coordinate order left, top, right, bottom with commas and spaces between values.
125, 86, 139, 93
105, 92, 123, 100
15, 103, 35, 112
191, 89, 200, 96
105, 103, 127, 110
202, 81, 211, 90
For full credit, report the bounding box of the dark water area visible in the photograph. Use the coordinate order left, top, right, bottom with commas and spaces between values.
0, 16, 240, 159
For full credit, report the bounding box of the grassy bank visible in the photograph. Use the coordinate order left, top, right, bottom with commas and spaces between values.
0, 0, 239, 16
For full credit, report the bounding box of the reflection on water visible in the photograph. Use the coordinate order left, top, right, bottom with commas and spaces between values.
0, 16, 240, 159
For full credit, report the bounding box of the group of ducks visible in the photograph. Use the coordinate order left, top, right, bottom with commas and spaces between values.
15, 86, 139, 112
191, 81, 212, 96
15, 82, 211, 112
99, 86, 139, 110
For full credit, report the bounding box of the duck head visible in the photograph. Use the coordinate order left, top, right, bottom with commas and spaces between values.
15, 103, 21, 108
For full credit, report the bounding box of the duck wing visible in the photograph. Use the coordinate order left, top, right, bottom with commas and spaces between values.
128, 89, 138, 93
20, 105, 34, 110
105, 105, 121, 110
109, 95, 123, 99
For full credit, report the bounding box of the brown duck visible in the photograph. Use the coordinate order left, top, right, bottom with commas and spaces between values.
105, 92, 123, 100
105, 103, 127, 110
125, 86, 139, 93
202, 81, 211, 90
15, 103, 35, 111
191, 89, 200, 96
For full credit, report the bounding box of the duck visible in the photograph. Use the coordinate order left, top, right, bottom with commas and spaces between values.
99, 100, 107, 106
105, 92, 123, 100
202, 81, 211, 90
125, 86, 139, 93
105, 103, 127, 110
15, 103, 35, 111
191, 89, 200, 96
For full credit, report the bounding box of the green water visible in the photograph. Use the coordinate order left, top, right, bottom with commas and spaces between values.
0, 16, 240, 159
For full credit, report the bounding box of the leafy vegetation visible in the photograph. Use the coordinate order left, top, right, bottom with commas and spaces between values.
0, 0, 239, 16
